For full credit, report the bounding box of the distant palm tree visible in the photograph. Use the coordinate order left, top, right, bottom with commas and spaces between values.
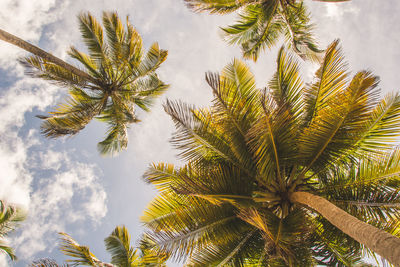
56, 225, 167, 266
30, 258, 68, 267
184, 0, 348, 61
0, 200, 25, 261
142, 40, 400, 265
0, 11, 168, 155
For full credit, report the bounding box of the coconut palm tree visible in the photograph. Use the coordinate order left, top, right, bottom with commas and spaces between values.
142, 40, 400, 266
30, 258, 68, 267
0, 200, 25, 261
0, 11, 168, 155
34, 225, 167, 266
184, 0, 348, 61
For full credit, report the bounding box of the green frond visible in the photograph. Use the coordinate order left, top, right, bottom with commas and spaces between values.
313, 151, 400, 263
311, 217, 364, 266
222, 2, 283, 61
102, 12, 126, 63
97, 114, 130, 156
0, 242, 17, 261
206, 59, 260, 171
78, 12, 106, 60
0, 200, 26, 261
300, 42, 380, 173
38, 88, 104, 138
164, 99, 243, 167
104, 225, 139, 267
130, 74, 169, 112
68, 47, 101, 79
352, 92, 400, 154
142, 190, 246, 263
138, 235, 169, 266
59, 232, 101, 266
187, 229, 260, 267
280, 2, 322, 62
268, 46, 304, 114
184, 0, 256, 14
302, 39, 348, 125
20, 56, 87, 88
137, 43, 167, 76
123, 18, 143, 64
247, 48, 305, 184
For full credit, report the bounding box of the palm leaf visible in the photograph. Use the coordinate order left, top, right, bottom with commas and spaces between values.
184, 0, 257, 14
78, 12, 106, 61
20, 56, 88, 88
59, 232, 101, 266
280, 2, 322, 62
104, 225, 139, 267
222, 2, 283, 61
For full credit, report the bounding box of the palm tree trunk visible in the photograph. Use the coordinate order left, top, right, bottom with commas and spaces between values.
290, 191, 400, 266
0, 28, 97, 84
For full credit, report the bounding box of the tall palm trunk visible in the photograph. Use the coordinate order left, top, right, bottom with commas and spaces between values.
290, 191, 400, 266
0, 29, 96, 84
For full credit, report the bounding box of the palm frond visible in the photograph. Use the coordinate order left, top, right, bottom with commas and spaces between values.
78, 12, 106, 61
222, 2, 283, 61
59, 232, 101, 266
280, 2, 322, 62
104, 225, 139, 266
247, 48, 304, 184
187, 229, 260, 267
97, 109, 132, 156
102, 12, 125, 64
137, 43, 167, 77
300, 46, 380, 174
20, 56, 88, 88
184, 0, 257, 14
0, 242, 17, 261
165, 100, 244, 168
129, 74, 169, 112
68, 47, 101, 80
351, 92, 400, 154
0, 200, 25, 261
142, 189, 245, 263
38, 88, 104, 138
311, 216, 364, 266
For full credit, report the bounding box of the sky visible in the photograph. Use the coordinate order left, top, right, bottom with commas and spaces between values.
0, 0, 399, 266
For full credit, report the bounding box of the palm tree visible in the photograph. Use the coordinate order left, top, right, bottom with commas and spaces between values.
30, 258, 68, 267
0, 200, 25, 261
0, 11, 168, 155
56, 225, 167, 266
142, 40, 400, 266
184, 0, 348, 61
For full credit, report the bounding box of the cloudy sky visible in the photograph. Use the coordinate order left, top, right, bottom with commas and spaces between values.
0, 0, 399, 266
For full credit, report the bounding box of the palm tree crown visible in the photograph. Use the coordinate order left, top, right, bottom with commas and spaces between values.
30, 225, 167, 266
142, 40, 400, 266
22, 11, 168, 155
184, 0, 348, 61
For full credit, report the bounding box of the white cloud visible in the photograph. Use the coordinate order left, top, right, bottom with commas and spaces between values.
0, 80, 107, 264
12, 153, 107, 259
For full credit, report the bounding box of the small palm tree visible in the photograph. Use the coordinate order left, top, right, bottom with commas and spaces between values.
184, 0, 348, 61
30, 258, 68, 267
142, 40, 400, 265
56, 225, 167, 266
0, 200, 25, 261
0, 11, 168, 155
